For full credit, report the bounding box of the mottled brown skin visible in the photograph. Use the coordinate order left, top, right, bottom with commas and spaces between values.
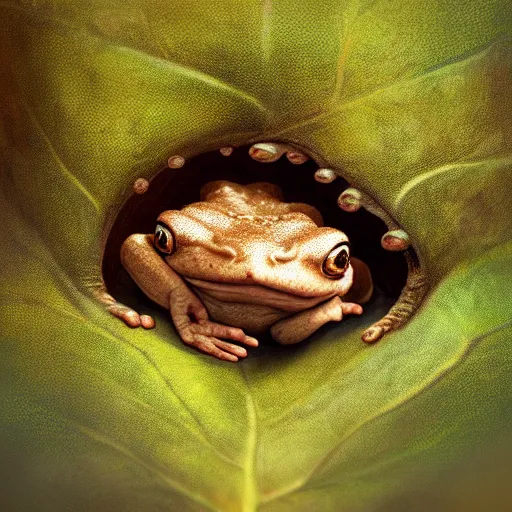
109, 181, 373, 361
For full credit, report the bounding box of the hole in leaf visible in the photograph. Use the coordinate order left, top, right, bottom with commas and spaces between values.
103, 145, 408, 340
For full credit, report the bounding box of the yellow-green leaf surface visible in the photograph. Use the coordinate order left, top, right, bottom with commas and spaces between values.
1, 1, 511, 511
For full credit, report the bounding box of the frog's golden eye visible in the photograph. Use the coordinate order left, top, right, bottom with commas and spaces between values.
322, 243, 350, 278
154, 224, 175, 254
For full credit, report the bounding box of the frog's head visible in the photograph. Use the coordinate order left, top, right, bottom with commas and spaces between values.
152, 200, 355, 310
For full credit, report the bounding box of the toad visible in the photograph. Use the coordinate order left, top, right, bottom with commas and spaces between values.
109, 181, 373, 361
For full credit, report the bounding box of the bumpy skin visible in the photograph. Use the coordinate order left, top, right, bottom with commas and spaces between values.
107, 181, 373, 361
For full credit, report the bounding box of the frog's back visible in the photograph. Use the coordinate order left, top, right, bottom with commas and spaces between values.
198, 180, 323, 225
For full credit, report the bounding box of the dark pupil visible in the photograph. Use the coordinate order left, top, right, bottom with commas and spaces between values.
156, 228, 168, 248
334, 249, 348, 269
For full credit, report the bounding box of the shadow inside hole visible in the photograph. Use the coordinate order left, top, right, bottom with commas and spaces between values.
103, 145, 408, 333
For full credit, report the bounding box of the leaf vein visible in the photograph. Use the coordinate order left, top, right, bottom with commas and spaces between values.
393, 155, 512, 208
73, 422, 222, 512
266, 40, 502, 140
1, 292, 242, 467
22, 100, 101, 212
262, 318, 512, 504
240, 365, 258, 512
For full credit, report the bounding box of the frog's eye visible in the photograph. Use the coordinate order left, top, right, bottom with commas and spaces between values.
322, 243, 350, 278
154, 224, 175, 254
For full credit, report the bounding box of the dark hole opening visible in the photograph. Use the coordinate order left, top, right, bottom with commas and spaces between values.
103, 145, 408, 322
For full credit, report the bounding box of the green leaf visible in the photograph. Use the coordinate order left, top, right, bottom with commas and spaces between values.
1, 1, 511, 510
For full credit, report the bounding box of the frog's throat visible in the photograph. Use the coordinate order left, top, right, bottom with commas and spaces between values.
184, 277, 338, 313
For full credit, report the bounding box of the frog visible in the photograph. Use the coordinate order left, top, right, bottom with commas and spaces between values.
107, 180, 374, 362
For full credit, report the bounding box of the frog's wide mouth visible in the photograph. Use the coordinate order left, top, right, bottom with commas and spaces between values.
184, 277, 337, 312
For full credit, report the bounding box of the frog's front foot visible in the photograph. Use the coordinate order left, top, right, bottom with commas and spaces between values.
177, 321, 258, 362
96, 289, 155, 329
170, 293, 258, 362
271, 296, 362, 345
108, 303, 155, 329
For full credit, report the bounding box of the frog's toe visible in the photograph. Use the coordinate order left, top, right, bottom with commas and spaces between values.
167, 155, 185, 168
341, 302, 363, 316
248, 142, 287, 163
314, 168, 337, 183
108, 304, 142, 328
286, 150, 309, 165
186, 334, 240, 362
197, 321, 259, 347
140, 314, 155, 329
381, 229, 411, 251
212, 339, 248, 358
219, 146, 234, 156
337, 188, 362, 212
361, 325, 384, 343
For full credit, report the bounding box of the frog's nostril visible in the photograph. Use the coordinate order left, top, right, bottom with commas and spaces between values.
208, 241, 237, 259
270, 247, 298, 264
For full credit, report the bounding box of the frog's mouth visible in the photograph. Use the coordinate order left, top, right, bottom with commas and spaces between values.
184, 277, 337, 312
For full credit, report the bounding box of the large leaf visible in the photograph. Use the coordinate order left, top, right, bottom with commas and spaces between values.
1, 1, 511, 510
